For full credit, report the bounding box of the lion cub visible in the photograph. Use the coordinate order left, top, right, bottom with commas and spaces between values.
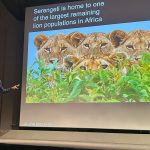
34, 32, 86, 67
77, 32, 115, 58
63, 55, 111, 71
109, 30, 150, 63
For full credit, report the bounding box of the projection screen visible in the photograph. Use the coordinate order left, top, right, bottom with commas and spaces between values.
20, 0, 150, 130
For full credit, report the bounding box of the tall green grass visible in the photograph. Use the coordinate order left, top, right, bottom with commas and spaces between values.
26, 53, 150, 103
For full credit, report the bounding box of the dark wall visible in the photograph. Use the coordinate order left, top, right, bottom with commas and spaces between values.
0, 1, 24, 131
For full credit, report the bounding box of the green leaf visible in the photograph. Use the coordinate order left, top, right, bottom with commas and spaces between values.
68, 80, 83, 99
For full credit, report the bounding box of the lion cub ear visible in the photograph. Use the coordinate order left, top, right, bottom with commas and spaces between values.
34, 34, 48, 50
108, 30, 127, 48
65, 32, 86, 47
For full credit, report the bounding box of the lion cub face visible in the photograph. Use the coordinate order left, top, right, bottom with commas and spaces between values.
63, 55, 111, 71
78, 57, 111, 71
77, 32, 114, 58
34, 34, 77, 66
109, 30, 150, 62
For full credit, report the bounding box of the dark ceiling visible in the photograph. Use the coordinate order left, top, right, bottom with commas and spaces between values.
1, 0, 82, 21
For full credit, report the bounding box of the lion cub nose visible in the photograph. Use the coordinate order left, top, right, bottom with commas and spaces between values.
134, 56, 141, 61
80, 66, 86, 70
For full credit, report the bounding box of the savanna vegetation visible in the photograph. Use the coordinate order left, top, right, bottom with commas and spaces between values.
26, 53, 150, 103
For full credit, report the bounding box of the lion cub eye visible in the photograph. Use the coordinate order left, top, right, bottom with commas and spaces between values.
84, 44, 90, 48
60, 47, 67, 52
100, 42, 108, 48
126, 45, 134, 50
44, 47, 51, 53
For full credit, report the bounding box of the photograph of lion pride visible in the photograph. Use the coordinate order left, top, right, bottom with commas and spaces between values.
26, 23, 150, 103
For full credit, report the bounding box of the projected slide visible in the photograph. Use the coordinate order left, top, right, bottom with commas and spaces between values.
26, 21, 150, 103
20, 0, 150, 129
